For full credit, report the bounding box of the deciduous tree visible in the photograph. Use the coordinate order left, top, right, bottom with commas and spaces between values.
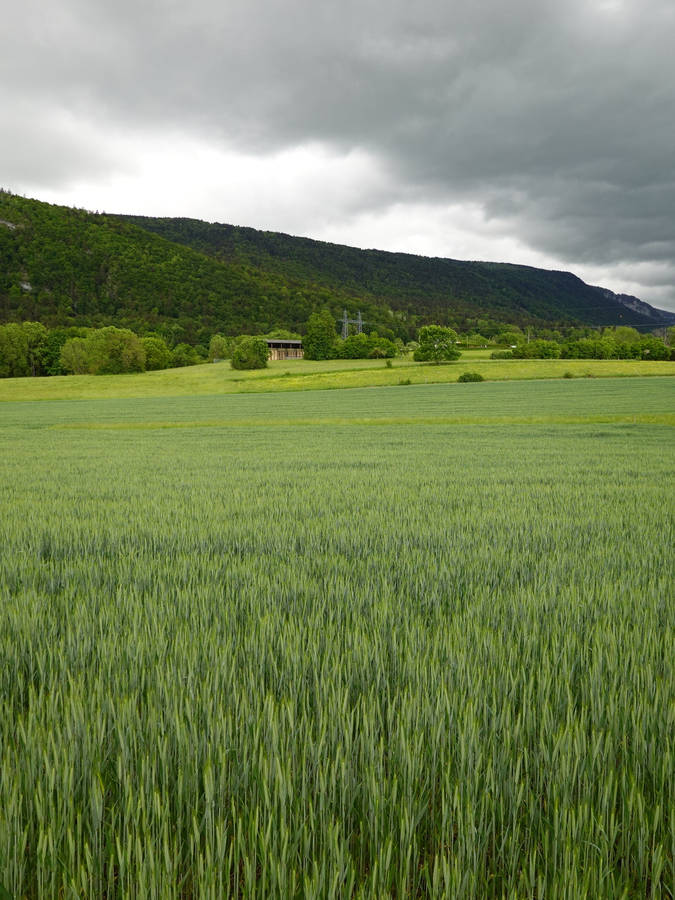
59, 337, 91, 374
141, 336, 171, 370
303, 310, 338, 360
413, 326, 461, 362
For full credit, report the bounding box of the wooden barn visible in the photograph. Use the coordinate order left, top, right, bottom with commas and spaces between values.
265, 338, 304, 360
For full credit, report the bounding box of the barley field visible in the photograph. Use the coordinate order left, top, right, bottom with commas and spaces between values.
1, 378, 673, 897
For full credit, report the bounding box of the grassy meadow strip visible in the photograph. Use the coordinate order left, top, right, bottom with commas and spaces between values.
0, 382, 673, 897
0, 354, 673, 401
1, 376, 673, 429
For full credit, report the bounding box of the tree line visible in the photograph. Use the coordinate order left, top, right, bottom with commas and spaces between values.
0, 323, 202, 378
490, 326, 674, 361
1, 320, 672, 379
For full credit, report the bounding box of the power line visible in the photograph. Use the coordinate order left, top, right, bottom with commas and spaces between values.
547, 305, 674, 315
568, 322, 672, 331
339, 310, 365, 339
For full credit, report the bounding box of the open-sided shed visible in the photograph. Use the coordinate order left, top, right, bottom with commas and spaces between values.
265, 339, 304, 360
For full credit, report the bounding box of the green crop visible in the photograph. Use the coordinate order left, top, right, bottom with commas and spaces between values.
1, 379, 673, 897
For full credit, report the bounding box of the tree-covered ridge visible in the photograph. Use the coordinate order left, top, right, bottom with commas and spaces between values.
2, 191, 673, 348
117, 214, 675, 329
0, 192, 401, 345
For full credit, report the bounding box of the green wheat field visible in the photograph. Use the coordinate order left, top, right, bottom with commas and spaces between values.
1, 376, 673, 897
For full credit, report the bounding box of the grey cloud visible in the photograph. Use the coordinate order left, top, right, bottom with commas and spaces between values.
0, 98, 128, 188
4, 0, 675, 308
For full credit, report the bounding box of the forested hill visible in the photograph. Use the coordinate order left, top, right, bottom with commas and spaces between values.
1, 191, 672, 346
118, 215, 675, 329
0, 192, 399, 344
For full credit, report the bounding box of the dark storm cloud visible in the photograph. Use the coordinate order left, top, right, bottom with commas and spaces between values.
3, 0, 675, 307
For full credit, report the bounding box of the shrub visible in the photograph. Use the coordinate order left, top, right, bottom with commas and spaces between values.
457, 371, 485, 382
339, 333, 370, 359
493, 330, 522, 346
338, 334, 397, 359
491, 350, 513, 359
562, 338, 615, 359
170, 343, 200, 368
512, 340, 561, 359
637, 336, 670, 360
368, 338, 397, 358
463, 333, 489, 348
231, 337, 269, 370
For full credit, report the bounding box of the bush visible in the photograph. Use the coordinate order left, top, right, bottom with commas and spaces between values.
368, 338, 397, 358
493, 331, 522, 347
637, 336, 670, 360
512, 340, 561, 359
338, 333, 397, 359
463, 333, 489, 348
561, 334, 670, 360
562, 338, 615, 359
170, 343, 200, 368
457, 371, 485, 383
339, 333, 370, 359
491, 350, 513, 359
231, 337, 269, 370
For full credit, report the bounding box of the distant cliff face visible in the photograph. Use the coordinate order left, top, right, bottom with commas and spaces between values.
601, 289, 675, 324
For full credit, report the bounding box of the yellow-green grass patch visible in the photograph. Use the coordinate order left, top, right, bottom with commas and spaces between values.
0, 355, 673, 402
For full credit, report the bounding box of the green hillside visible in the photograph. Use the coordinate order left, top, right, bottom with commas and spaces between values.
118, 214, 675, 329
0, 192, 397, 345
1, 191, 672, 347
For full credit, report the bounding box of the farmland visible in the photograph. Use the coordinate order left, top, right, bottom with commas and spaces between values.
1, 377, 674, 897
0, 350, 673, 403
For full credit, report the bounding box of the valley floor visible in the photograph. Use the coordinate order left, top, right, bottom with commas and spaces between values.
0, 349, 673, 402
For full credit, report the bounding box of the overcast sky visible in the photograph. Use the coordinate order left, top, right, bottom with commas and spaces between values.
3, 0, 675, 311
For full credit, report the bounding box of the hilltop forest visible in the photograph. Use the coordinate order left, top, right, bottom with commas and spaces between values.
118, 214, 673, 331
1, 191, 673, 350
